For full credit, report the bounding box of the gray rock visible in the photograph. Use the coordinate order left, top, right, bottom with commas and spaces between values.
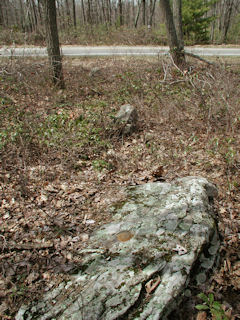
16, 177, 218, 320
115, 104, 138, 135
89, 67, 102, 77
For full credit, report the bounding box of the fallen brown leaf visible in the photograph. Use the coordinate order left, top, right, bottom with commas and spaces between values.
145, 276, 161, 297
196, 311, 207, 320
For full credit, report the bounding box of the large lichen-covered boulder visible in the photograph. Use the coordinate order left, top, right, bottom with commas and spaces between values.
16, 177, 219, 320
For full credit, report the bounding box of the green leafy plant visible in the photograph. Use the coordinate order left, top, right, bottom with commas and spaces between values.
196, 293, 229, 320
92, 159, 112, 171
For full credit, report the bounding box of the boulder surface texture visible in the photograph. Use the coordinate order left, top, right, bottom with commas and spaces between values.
16, 177, 219, 320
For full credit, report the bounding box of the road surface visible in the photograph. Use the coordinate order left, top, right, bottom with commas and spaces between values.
0, 46, 240, 57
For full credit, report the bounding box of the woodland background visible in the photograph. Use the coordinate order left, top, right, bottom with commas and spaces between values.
0, 0, 240, 45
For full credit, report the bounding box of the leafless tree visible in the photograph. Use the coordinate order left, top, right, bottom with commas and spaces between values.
220, 0, 235, 43
134, 0, 141, 28
149, 0, 157, 27
0, 1, 4, 26
142, 0, 146, 25
119, 0, 123, 26
160, 0, 185, 66
172, 0, 184, 49
65, 0, 71, 26
43, 0, 64, 88
72, 0, 76, 27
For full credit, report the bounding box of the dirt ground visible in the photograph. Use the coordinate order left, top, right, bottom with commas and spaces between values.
0, 55, 239, 319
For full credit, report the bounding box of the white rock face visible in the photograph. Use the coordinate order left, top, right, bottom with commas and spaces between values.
115, 104, 138, 135
16, 177, 219, 320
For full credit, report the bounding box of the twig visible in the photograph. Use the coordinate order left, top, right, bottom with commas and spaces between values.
161, 60, 170, 82
0, 235, 7, 252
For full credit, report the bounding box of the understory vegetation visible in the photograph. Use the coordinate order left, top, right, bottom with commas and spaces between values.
0, 21, 240, 47
0, 55, 240, 319
0, 24, 169, 46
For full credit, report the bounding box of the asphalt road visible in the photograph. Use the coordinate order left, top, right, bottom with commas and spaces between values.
0, 46, 240, 57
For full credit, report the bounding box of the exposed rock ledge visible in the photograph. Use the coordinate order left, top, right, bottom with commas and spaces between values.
16, 177, 219, 320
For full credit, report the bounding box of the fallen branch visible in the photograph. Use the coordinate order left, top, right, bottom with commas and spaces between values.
0, 240, 54, 252
185, 52, 215, 66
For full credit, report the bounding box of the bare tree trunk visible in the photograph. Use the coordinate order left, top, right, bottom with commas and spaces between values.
44, 0, 64, 88
100, 0, 107, 24
221, 0, 234, 43
72, 0, 76, 27
56, 0, 65, 29
107, 0, 112, 25
65, 0, 71, 26
26, 0, 33, 32
9, 0, 17, 26
210, 1, 217, 43
149, 0, 156, 26
0, 1, 4, 26
31, 0, 39, 31
172, 0, 184, 48
81, 0, 86, 24
125, 0, 130, 26
160, 0, 185, 66
92, 0, 99, 24
134, 0, 141, 28
2, 0, 8, 27
119, 0, 123, 26
87, 0, 92, 24
19, 0, 25, 31
142, 0, 146, 25
131, 0, 135, 27
37, 0, 44, 27
14, 2, 20, 27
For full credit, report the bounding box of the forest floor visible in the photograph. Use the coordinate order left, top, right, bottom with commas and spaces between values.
0, 55, 239, 319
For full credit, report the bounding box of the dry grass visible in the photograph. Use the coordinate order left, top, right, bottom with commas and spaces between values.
0, 55, 240, 319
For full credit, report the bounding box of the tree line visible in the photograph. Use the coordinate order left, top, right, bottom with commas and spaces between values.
1, 0, 239, 88
0, 0, 240, 44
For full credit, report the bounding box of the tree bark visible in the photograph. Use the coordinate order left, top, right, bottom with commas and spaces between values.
134, 0, 141, 28
119, 0, 123, 26
210, 1, 217, 43
87, 0, 92, 24
3, 0, 9, 26
19, 0, 25, 31
172, 0, 184, 48
160, 0, 185, 66
37, 0, 44, 28
100, 0, 107, 24
107, 0, 112, 25
142, 0, 146, 25
31, 0, 39, 31
125, 0, 130, 26
56, 0, 65, 29
81, 0, 86, 24
72, 0, 76, 27
26, 0, 33, 32
44, 0, 65, 88
221, 0, 234, 43
65, 0, 71, 26
0, 1, 4, 26
149, 0, 157, 27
